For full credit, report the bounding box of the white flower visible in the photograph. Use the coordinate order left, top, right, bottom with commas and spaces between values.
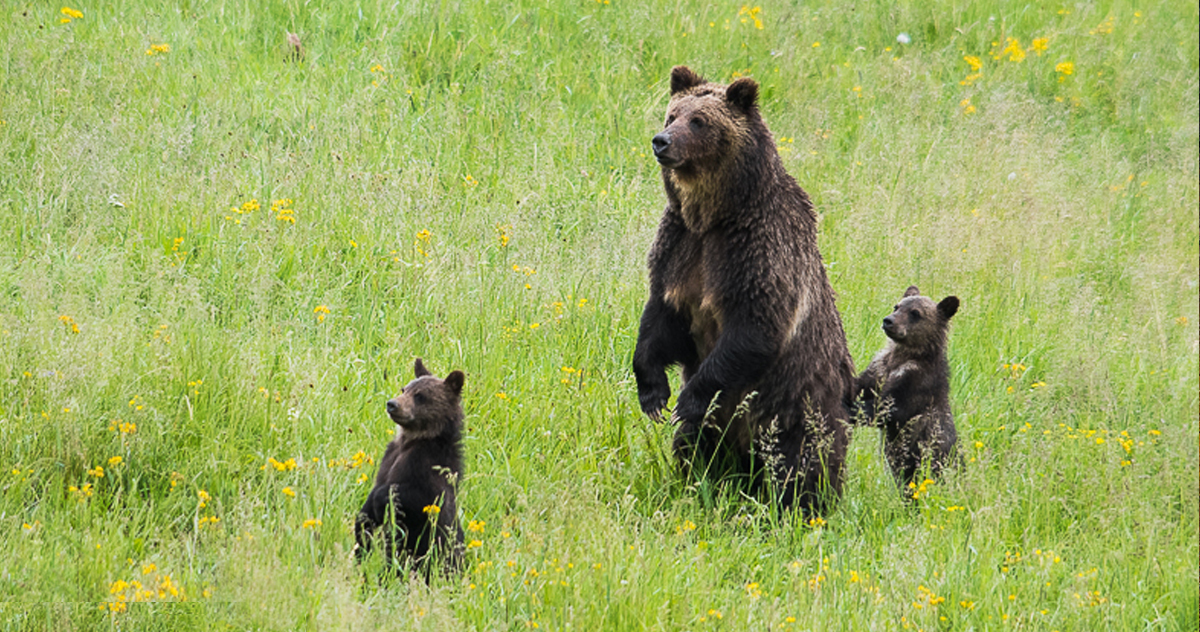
896, 33, 911, 45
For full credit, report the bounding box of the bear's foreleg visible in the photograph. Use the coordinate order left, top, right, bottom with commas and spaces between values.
633, 297, 697, 420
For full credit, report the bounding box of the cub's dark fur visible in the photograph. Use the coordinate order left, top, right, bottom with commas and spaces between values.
633, 66, 855, 514
355, 359, 465, 572
853, 286, 960, 492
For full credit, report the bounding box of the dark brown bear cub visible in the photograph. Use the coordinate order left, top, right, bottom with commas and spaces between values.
355, 359, 465, 572
633, 66, 855, 515
853, 286, 960, 494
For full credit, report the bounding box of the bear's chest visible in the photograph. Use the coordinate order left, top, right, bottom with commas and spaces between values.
662, 236, 723, 356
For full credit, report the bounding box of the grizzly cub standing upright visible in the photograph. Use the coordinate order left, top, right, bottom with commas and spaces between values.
633, 66, 855, 515
355, 359, 465, 573
853, 286, 960, 493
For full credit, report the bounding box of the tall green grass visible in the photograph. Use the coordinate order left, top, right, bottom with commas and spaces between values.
1, 1, 1196, 629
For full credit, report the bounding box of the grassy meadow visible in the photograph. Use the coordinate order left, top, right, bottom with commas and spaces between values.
1, 0, 1197, 629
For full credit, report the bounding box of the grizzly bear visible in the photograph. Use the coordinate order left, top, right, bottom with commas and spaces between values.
632, 66, 856, 515
355, 359, 465, 572
852, 286, 960, 493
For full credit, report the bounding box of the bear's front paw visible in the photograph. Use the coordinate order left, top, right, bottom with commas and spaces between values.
636, 375, 671, 422
673, 390, 708, 428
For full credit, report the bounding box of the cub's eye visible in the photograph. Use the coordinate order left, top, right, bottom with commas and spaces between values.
413, 392, 429, 405
909, 311, 922, 321
690, 117, 706, 129
892, 305, 899, 311
665, 115, 676, 126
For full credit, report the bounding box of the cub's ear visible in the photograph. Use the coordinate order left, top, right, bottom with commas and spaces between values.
903, 285, 921, 298
414, 358, 431, 378
726, 77, 759, 110
443, 370, 465, 396
670, 66, 705, 95
937, 296, 960, 320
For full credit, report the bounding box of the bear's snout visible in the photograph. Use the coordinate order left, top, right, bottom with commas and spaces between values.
386, 397, 410, 423
882, 316, 903, 340
652, 133, 672, 156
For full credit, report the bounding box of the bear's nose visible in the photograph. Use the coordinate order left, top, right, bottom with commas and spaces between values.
386, 399, 399, 416
882, 316, 894, 328
651, 133, 671, 156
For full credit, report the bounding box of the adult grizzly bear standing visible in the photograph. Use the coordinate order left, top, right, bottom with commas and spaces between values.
633, 66, 855, 514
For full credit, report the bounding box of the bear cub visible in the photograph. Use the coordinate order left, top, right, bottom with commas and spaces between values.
355, 358, 465, 572
853, 286, 960, 494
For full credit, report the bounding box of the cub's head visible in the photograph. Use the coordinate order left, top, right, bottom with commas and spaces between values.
651, 66, 761, 178
882, 286, 959, 350
385, 358, 465, 438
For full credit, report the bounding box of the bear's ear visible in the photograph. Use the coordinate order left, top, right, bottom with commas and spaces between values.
937, 296, 960, 321
903, 285, 920, 298
443, 370, 465, 396
670, 66, 705, 95
414, 358, 431, 378
726, 77, 759, 110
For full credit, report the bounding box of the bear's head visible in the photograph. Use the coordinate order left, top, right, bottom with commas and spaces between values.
651, 66, 761, 180
386, 358, 465, 439
882, 286, 959, 351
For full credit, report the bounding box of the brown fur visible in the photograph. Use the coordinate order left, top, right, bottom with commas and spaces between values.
355, 359, 465, 573
852, 286, 960, 493
633, 66, 855, 515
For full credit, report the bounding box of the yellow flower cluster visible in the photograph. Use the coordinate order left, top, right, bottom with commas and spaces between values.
301, 518, 322, 529
414, 229, 432, 258
907, 478, 935, 499
1089, 16, 1115, 35
59, 314, 80, 334
264, 457, 297, 472
313, 304, 330, 323
60, 7, 83, 23
745, 581, 763, 600
332, 450, 374, 469
102, 572, 183, 613
271, 198, 295, 224
68, 483, 94, 501
1055, 61, 1075, 83
912, 584, 946, 610
145, 43, 171, 56
224, 198, 259, 224
737, 5, 764, 30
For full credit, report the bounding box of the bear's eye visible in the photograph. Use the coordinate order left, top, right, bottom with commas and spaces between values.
893, 305, 899, 311
690, 117, 706, 129
909, 310, 922, 322
413, 392, 429, 405
665, 115, 676, 126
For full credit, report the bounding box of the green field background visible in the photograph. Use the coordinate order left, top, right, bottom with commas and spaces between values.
1, 1, 1196, 630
